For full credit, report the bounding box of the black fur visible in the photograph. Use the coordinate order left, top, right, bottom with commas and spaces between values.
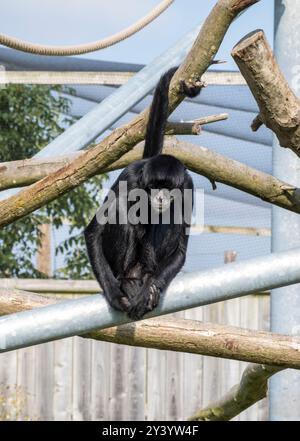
84, 67, 202, 320
143, 66, 177, 159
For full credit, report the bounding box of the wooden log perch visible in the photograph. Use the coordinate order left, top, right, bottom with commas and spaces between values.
232, 30, 300, 156
0, 288, 299, 369
0, 0, 260, 229
189, 363, 283, 421
1, 137, 300, 214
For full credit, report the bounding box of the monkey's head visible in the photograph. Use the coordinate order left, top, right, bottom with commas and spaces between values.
141, 155, 186, 213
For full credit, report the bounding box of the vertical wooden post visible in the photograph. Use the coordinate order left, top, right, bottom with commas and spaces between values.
36, 224, 52, 277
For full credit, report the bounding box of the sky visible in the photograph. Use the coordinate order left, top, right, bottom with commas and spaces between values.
0, 0, 274, 70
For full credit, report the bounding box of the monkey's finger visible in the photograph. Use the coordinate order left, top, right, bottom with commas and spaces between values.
120, 296, 131, 311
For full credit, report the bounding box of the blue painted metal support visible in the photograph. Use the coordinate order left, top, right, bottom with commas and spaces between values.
0, 25, 200, 200
270, 0, 300, 421
1, 248, 300, 353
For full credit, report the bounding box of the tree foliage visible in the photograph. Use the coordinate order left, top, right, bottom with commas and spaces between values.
0, 84, 106, 279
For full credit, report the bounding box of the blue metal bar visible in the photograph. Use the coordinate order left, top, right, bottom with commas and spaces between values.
1, 247, 300, 353
270, 0, 300, 421
0, 25, 200, 201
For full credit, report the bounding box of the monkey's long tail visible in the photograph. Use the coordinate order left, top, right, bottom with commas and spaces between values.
143, 66, 178, 159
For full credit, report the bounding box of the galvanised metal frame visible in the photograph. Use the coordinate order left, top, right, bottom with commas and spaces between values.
270, 0, 300, 421
1, 247, 300, 353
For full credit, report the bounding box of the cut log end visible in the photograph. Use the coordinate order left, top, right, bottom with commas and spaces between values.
232, 29, 265, 55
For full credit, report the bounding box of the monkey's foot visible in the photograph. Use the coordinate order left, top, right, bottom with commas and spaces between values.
147, 283, 160, 310
127, 284, 161, 320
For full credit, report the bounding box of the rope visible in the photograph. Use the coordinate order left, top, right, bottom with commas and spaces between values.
0, 0, 174, 56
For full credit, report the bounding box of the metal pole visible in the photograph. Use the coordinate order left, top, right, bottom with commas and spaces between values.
270, 0, 300, 421
0, 25, 200, 201
1, 248, 300, 353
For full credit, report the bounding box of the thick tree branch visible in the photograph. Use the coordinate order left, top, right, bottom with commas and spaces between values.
0, 115, 228, 191
189, 364, 283, 421
0, 288, 299, 369
232, 30, 300, 156
1, 137, 300, 213
112, 139, 300, 213
0, 0, 260, 229
164, 114, 228, 135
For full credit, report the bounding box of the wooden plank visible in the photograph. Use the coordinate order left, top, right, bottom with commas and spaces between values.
0, 71, 134, 85
0, 351, 18, 420
109, 345, 127, 420
34, 342, 55, 420
0, 70, 246, 86
165, 346, 184, 420
52, 337, 73, 420
201, 302, 223, 409
146, 348, 167, 420
90, 340, 111, 421
0, 278, 100, 293
126, 347, 146, 420
181, 307, 204, 419
72, 336, 93, 420
16, 346, 37, 420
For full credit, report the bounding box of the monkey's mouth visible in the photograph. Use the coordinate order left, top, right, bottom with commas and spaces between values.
150, 198, 172, 213
149, 189, 175, 213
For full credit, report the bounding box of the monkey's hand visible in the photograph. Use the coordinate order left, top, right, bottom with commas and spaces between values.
127, 280, 161, 320
179, 78, 205, 98
110, 293, 131, 313
105, 282, 132, 313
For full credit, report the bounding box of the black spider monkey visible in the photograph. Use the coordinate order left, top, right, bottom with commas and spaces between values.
84, 67, 202, 320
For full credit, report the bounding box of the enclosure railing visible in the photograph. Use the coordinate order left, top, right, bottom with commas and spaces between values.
1, 247, 300, 353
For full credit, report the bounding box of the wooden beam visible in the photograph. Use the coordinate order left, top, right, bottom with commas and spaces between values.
0, 70, 246, 86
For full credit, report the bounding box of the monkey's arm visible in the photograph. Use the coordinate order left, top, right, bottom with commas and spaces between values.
153, 231, 188, 291
84, 216, 130, 312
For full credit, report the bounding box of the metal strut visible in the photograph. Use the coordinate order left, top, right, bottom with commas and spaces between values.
1, 247, 300, 353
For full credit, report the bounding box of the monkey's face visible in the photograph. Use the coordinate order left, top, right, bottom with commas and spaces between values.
149, 188, 176, 213
142, 155, 186, 213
